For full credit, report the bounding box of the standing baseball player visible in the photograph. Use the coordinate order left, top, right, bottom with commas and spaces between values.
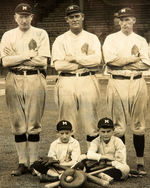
103, 8, 150, 175
0, 3, 50, 175
52, 5, 102, 146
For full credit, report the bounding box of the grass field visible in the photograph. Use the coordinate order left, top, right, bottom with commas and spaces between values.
0, 76, 150, 188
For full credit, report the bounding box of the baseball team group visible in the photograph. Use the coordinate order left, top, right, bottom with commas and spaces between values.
1, 2, 150, 187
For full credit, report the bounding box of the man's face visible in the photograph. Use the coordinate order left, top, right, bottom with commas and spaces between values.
58, 130, 72, 143
99, 128, 114, 143
66, 12, 84, 30
119, 16, 136, 33
14, 13, 33, 31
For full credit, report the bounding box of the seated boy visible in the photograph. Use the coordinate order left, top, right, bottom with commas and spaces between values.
32, 120, 81, 181
87, 117, 130, 184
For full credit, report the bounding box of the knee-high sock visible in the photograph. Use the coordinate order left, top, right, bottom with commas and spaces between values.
133, 134, 145, 164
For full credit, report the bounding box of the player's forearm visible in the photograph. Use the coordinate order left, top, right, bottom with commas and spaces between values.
87, 151, 101, 161
76, 54, 101, 67
54, 60, 79, 71
23, 56, 47, 67
123, 61, 150, 71
107, 56, 140, 67
2, 55, 30, 67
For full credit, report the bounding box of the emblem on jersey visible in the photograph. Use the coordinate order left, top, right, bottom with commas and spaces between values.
22, 6, 27, 10
105, 119, 109, 124
62, 121, 67, 125
28, 39, 37, 50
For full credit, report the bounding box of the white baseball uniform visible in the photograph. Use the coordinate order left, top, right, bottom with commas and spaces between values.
103, 31, 150, 137
52, 29, 101, 141
87, 135, 130, 179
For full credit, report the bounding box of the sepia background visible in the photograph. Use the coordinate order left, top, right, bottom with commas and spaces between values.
0, 0, 150, 187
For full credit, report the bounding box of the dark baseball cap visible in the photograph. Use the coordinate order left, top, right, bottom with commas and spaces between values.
118, 7, 134, 18
15, 3, 32, 15
57, 120, 72, 131
65, 5, 81, 16
98, 117, 114, 129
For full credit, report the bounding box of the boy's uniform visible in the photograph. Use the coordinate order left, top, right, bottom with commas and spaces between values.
48, 136, 81, 167
87, 135, 130, 179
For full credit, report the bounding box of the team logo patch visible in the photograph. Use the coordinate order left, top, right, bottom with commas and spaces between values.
62, 121, 67, 125
105, 119, 109, 124
22, 6, 27, 10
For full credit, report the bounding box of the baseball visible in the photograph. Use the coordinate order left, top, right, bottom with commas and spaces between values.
65, 175, 74, 183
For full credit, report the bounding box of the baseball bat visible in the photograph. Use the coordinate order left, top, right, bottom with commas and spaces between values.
45, 180, 60, 188
86, 173, 109, 187
88, 166, 113, 175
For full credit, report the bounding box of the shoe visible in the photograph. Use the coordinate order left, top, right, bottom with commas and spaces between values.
40, 174, 59, 183
11, 164, 29, 176
137, 164, 147, 175
29, 164, 37, 176
97, 172, 114, 184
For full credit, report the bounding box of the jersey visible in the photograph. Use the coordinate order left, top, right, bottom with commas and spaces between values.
87, 136, 130, 179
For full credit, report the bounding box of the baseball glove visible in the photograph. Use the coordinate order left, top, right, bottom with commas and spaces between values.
82, 159, 108, 173
28, 39, 37, 50
60, 168, 86, 188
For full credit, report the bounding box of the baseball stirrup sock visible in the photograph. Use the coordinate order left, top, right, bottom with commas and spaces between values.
28, 134, 40, 142
86, 134, 99, 142
133, 134, 145, 157
15, 133, 27, 142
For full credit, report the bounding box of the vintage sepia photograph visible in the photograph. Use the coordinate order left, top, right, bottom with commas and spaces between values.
0, 0, 150, 187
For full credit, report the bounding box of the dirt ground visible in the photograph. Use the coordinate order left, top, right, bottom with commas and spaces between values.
0, 76, 150, 188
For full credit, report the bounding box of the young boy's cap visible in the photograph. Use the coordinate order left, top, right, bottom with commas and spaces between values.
57, 120, 72, 131
98, 117, 114, 129
15, 3, 32, 15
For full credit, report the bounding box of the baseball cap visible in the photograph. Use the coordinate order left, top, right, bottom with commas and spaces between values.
118, 7, 135, 18
56, 120, 72, 131
15, 3, 32, 15
65, 5, 81, 16
98, 117, 114, 129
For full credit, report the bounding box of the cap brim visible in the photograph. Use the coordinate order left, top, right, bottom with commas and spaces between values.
118, 14, 134, 18
66, 10, 81, 16
15, 12, 32, 15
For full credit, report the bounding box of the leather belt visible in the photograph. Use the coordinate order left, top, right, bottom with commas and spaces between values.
10, 69, 46, 77
60, 71, 95, 77
112, 74, 142, 80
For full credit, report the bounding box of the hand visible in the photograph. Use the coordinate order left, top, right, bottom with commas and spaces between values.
65, 54, 76, 63
23, 50, 38, 60
3, 47, 16, 56
78, 154, 87, 162
129, 56, 141, 63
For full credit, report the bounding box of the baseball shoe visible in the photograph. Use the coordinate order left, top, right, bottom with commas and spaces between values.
40, 174, 59, 183
137, 164, 147, 175
11, 164, 29, 176
29, 164, 37, 176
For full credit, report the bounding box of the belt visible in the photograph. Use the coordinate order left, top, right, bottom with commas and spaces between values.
10, 69, 46, 77
60, 71, 95, 77
112, 74, 142, 80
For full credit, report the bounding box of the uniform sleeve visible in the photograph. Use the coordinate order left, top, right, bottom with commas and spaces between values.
76, 35, 101, 67
38, 30, 51, 58
112, 138, 127, 166
87, 139, 101, 161
47, 142, 57, 160
52, 37, 79, 71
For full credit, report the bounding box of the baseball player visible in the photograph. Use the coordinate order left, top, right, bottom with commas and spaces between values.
103, 8, 150, 175
87, 117, 130, 182
32, 120, 81, 182
52, 5, 102, 146
0, 3, 50, 175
